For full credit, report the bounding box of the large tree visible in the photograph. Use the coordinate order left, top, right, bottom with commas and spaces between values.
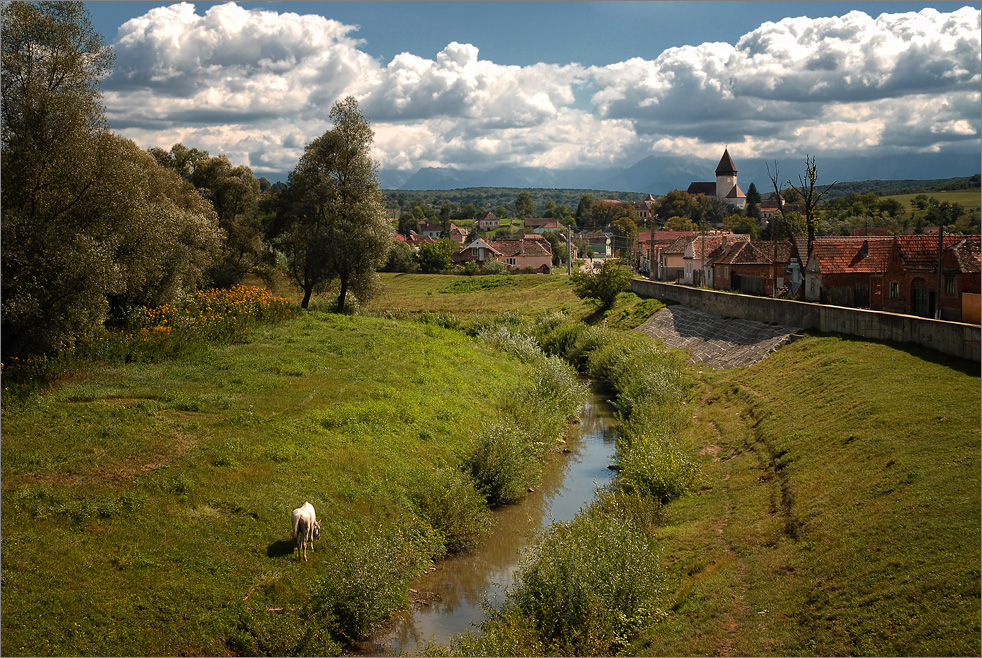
515, 191, 535, 219
271, 97, 392, 311
1, 1, 220, 355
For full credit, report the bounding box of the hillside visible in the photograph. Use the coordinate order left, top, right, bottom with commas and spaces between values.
640, 333, 980, 656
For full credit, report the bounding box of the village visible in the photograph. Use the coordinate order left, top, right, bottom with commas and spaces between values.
392, 150, 981, 325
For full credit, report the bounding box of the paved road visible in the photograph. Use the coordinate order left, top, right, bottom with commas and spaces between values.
635, 304, 799, 369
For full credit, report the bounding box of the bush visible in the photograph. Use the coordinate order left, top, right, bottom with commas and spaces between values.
570, 260, 634, 309
409, 466, 491, 554
483, 494, 664, 655
466, 418, 544, 507
307, 521, 440, 644
616, 428, 698, 503
481, 258, 508, 275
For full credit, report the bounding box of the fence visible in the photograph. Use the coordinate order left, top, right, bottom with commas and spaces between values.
630, 279, 980, 362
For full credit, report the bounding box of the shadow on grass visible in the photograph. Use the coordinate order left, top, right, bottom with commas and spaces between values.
267, 539, 296, 558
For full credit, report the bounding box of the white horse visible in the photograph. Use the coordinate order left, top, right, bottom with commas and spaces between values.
291, 502, 321, 562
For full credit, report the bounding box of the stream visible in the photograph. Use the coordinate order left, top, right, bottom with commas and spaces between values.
358, 391, 618, 655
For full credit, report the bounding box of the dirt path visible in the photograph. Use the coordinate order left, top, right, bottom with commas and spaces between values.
635, 305, 798, 369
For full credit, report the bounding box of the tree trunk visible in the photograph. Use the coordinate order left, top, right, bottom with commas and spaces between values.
301, 286, 312, 309
336, 276, 348, 314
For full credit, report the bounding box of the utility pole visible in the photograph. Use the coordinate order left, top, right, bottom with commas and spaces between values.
567, 227, 572, 276
935, 222, 944, 319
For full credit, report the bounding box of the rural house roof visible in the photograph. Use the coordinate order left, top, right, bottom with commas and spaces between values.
894, 235, 980, 272
524, 217, 562, 229
686, 182, 716, 196
725, 185, 746, 199
664, 234, 698, 255
686, 234, 750, 259
488, 236, 553, 258
476, 211, 496, 221
808, 237, 893, 274
709, 240, 794, 266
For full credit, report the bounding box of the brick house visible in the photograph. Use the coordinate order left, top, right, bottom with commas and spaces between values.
475, 211, 499, 231
638, 230, 695, 278
452, 235, 553, 271
524, 217, 563, 234
683, 234, 750, 285
803, 237, 893, 307
879, 235, 981, 322
707, 240, 794, 296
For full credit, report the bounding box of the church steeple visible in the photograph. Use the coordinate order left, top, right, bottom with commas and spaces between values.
715, 148, 737, 176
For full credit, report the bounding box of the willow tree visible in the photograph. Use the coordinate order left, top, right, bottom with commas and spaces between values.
273, 97, 392, 311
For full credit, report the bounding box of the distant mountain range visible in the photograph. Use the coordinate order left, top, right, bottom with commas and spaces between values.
378, 150, 981, 194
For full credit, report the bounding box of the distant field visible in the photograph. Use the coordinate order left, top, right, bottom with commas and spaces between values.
367, 272, 591, 320
883, 189, 981, 212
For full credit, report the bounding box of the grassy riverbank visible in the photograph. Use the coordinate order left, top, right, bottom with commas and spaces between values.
0, 309, 586, 655
642, 335, 980, 656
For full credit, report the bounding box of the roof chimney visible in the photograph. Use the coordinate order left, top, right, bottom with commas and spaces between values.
859, 240, 869, 258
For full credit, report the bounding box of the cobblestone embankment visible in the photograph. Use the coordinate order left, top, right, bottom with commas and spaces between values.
635, 305, 799, 369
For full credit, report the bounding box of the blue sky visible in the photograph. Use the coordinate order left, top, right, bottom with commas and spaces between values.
85, 1, 981, 181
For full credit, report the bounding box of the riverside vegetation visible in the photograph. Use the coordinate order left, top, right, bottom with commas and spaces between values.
2, 272, 979, 656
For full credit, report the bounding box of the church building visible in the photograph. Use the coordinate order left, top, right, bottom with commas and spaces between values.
687, 149, 746, 210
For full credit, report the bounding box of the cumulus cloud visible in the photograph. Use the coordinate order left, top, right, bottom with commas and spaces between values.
588, 6, 981, 151
102, 2, 981, 178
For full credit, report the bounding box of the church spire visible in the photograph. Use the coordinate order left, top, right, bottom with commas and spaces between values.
715, 148, 737, 175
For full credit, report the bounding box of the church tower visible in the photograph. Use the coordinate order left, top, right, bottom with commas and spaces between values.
715, 148, 738, 199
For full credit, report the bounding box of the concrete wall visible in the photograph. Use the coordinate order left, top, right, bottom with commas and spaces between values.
630, 279, 981, 362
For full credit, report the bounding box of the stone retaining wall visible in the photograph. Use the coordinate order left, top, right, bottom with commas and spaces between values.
630, 279, 981, 362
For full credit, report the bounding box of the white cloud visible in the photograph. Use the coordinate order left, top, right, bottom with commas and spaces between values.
102, 2, 981, 178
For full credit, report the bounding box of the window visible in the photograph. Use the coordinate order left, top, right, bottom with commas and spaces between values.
724, 266, 729, 278
889, 281, 899, 299
506, 257, 517, 266
945, 275, 956, 296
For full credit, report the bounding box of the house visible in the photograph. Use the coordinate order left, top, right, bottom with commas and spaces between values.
879, 235, 981, 322
658, 234, 698, 282
475, 211, 499, 231
803, 237, 893, 307
631, 194, 658, 223
524, 217, 563, 234
579, 232, 612, 259
687, 149, 746, 210
707, 240, 794, 296
683, 233, 750, 285
451, 235, 553, 272
418, 222, 469, 243
636, 230, 695, 277
394, 230, 433, 248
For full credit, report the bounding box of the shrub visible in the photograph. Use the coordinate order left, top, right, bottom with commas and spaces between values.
307, 521, 440, 644
570, 260, 634, 309
481, 258, 508, 275
616, 428, 698, 503
409, 466, 491, 554
466, 418, 542, 507
485, 495, 663, 655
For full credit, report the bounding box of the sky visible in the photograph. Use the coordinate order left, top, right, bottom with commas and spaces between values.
85, 1, 982, 182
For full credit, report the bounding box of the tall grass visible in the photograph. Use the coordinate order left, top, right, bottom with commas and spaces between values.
2, 285, 295, 403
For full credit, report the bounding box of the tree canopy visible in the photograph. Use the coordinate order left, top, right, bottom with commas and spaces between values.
1, 1, 220, 356
269, 97, 392, 311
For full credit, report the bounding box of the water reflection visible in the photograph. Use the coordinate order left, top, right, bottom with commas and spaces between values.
367, 393, 618, 655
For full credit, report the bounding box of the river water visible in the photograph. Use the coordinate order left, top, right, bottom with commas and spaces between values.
360, 392, 618, 655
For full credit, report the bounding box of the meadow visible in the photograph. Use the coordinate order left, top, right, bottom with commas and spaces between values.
2, 271, 979, 656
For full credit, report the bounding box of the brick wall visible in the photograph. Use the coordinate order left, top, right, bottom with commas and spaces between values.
630, 279, 981, 362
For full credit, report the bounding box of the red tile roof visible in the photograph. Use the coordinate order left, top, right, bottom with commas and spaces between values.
709, 240, 793, 266
809, 237, 893, 274
895, 235, 978, 271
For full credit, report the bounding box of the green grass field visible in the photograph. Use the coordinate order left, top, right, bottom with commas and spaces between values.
0, 311, 531, 655
2, 272, 979, 656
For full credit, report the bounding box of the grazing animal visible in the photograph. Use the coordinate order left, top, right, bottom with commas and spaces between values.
291, 502, 321, 562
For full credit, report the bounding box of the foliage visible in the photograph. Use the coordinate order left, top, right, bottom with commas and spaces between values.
382, 240, 419, 273
465, 335, 587, 506
2, 285, 295, 401
416, 238, 457, 273
570, 259, 634, 309
1, 2, 221, 358
269, 97, 392, 310
474, 493, 663, 656
515, 190, 535, 219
